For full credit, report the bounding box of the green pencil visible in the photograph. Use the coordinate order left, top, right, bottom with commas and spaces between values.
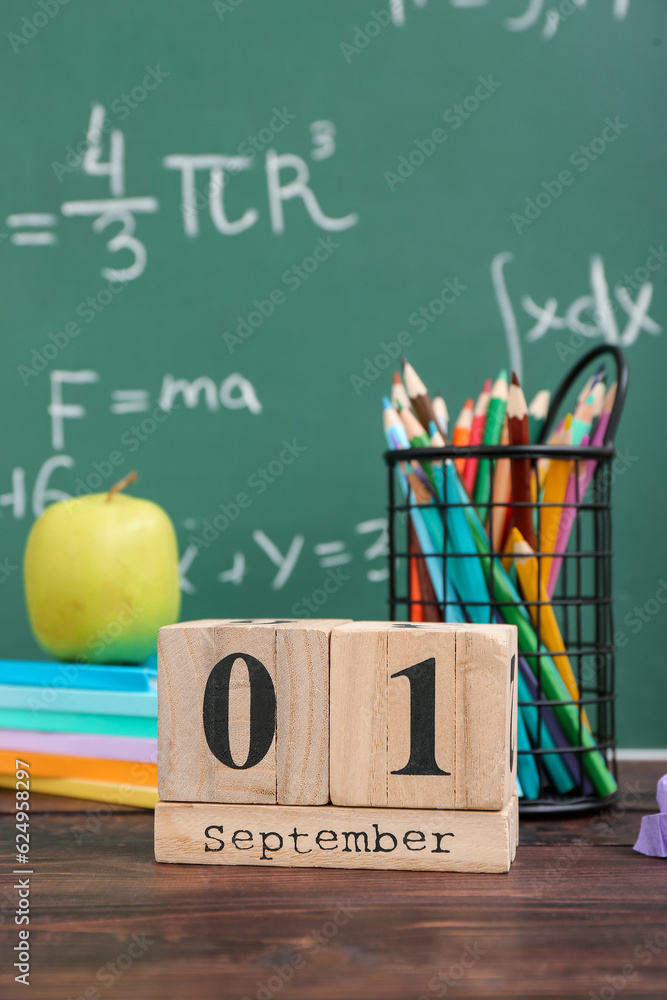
473, 369, 508, 521
399, 404, 439, 494
528, 388, 550, 443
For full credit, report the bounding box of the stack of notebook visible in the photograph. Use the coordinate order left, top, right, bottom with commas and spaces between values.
0, 658, 158, 807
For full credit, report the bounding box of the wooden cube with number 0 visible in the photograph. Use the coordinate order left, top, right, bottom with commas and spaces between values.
329, 622, 517, 811
158, 618, 349, 806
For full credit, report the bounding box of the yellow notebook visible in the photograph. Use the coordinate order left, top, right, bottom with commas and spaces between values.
0, 773, 157, 809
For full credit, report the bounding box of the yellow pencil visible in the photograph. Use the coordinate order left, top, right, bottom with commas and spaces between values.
511, 529, 590, 732
539, 414, 573, 583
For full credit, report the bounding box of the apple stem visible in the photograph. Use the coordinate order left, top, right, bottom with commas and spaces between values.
106, 470, 138, 502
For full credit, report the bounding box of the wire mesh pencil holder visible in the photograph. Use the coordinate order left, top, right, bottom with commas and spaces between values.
384, 345, 629, 814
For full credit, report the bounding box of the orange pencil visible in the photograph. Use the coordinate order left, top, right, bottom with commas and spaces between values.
452, 398, 474, 473
462, 378, 492, 495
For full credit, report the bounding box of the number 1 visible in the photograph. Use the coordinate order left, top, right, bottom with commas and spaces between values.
390, 657, 450, 776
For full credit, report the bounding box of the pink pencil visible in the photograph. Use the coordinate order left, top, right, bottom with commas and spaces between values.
547, 384, 617, 596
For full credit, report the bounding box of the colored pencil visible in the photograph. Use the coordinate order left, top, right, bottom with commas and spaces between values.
511, 531, 591, 732
406, 473, 464, 621
539, 414, 573, 585
516, 666, 575, 794
576, 374, 595, 408
590, 379, 606, 421
383, 411, 462, 620
519, 656, 593, 794
432, 393, 449, 438
384, 397, 437, 497
402, 357, 440, 438
473, 369, 508, 519
547, 383, 617, 596
489, 417, 512, 552
400, 405, 439, 493
391, 371, 412, 413
444, 461, 491, 624
408, 525, 425, 622
414, 538, 443, 622
571, 392, 595, 446
507, 372, 536, 549
429, 422, 446, 449
452, 398, 474, 473
462, 377, 492, 495
400, 403, 431, 448
577, 362, 605, 406
516, 706, 540, 800
528, 388, 550, 443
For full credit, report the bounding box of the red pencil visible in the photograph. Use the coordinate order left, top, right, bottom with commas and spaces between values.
408, 525, 425, 622
462, 378, 492, 495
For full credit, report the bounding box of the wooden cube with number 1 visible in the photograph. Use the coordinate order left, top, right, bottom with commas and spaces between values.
329, 622, 517, 811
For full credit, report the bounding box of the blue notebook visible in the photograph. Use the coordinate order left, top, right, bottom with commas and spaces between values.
0, 684, 156, 718
0, 657, 157, 692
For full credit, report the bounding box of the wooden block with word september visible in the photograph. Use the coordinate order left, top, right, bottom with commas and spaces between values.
154, 796, 518, 873
329, 622, 517, 811
158, 619, 349, 806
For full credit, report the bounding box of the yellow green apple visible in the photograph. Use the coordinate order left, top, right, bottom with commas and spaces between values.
24, 473, 181, 664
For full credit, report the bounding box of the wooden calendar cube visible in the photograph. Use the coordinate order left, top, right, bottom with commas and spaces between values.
329, 622, 517, 811
154, 794, 519, 873
158, 619, 349, 806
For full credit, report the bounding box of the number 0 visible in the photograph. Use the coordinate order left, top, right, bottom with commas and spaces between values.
203, 653, 276, 769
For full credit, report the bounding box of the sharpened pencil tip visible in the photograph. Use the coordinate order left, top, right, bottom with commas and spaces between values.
511, 371, 520, 387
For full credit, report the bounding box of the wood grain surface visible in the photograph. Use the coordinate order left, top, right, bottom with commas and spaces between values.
1, 761, 666, 999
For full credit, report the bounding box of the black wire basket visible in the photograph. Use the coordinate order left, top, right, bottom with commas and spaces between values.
384, 345, 628, 814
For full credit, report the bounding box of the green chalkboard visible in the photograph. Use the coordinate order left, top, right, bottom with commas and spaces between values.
1, 0, 666, 746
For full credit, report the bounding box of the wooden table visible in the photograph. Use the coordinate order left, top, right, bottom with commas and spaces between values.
2, 760, 666, 999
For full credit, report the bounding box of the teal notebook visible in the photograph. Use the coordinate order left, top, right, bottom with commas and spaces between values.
0, 684, 157, 717
0, 709, 157, 738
